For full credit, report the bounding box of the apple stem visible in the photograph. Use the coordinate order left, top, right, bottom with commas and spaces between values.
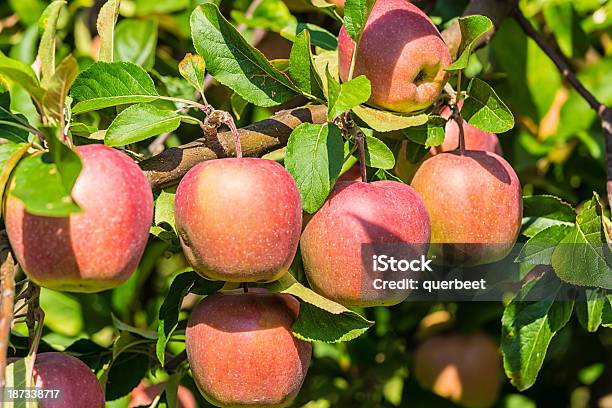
349, 127, 367, 182
222, 113, 242, 159
242, 283, 249, 293
456, 115, 466, 155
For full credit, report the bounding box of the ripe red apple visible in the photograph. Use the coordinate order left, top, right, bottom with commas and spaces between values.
5, 145, 153, 293
338, 0, 451, 112
414, 333, 502, 408
8, 352, 105, 408
411, 151, 522, 266
300, 181, 431, 307
174, 158, 302, 282
129, 380, 196, 408
185, 289, 311, 407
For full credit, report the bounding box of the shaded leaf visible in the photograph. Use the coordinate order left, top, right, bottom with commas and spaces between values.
42, 54, 79, 124
353, 105, 428, 132
446, 16, 494, 71
114, 19, 158, 70
0, 142, 30, 218
38, 0, 65, 87
289, 30, 325, 101
178, 53, 206, 96
402, 116, 446, 147
97, 0, 121, 62
575, 288, 606, 332
522, 195, 576, 237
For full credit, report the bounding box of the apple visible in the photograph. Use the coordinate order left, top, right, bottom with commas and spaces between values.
414, 333, 502, 408
411, 151, 522, 266
174, 158, 302, 282
185, 289, 312, 407
129, 380, 196, 408
4, 145, 153, 293
300, 181, 431, 307
338, 0, 451, 113
8, 352, 105, 408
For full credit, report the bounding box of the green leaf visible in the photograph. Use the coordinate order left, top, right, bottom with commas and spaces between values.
289, 31, 325, 101
285, 123, 344, 213
352, 105, 428, 132
363, 134, 394, 169
156, 272, 223, 365
602, 295, 612, 328
281, 22, 338, 51
0, 142, 30, 218
446, 16, 494, 71
0, 107, 33, 143
575, 288, 606, 332
97, 0, 121, 62
39, 288, 83, 336
105, 104, 181, 147
402, 116, 446, 148
111, 314, 157, 339
501, 274, 573, 391
190, 3, 298, 107
230, 92, 248, 121
71, 62, 159, 114
45, 129, 82, 196
155, 187, 177, 234
327, 73, 371, 120
462, 78, 515, 133
551, 193, 612, 289
522, 195, 576, 237
230, 0, 296, 33
42, 54, 79, 124
343, 0, 376, 42
5, 356, 39, 408
313, 50, 338, 98
114, 19, 158, 70
38, 0, 65, 87
10, 152, 81, 217
264, 273, 373, 342
0, 51, 44, 101
178, 53, 206, 96
515, 224, 573, 265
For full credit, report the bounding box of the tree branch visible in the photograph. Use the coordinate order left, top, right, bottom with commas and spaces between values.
513, 7, 612, 204
140, 105, 327, 190
0, 231, 16, 392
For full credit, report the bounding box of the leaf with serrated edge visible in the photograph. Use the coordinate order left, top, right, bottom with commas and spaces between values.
353, 105, 428, 132
462, 78, 514, 133
10, 153, 81, 217
105, 104, 181, 146
0, 51, 44, 101
446, 16, 494, 71
501, 274, 573, 391
363, 134, 394, 169
343, 0, 376, 41
576, 288, 606, 332
71, 61, 159, 114
551, 193, 612, 289
190, 4, 298, 107
285, 123, 344, 213
97, 0, 121, 62
515, 224, 573, 265
522, 195, 576, 237
327, 75, 371, 120
264, 273, 373, 343
38, 1, 65, 87
289, 30, 325, 101
179, 53, 206, 95
402, 116, 446, 147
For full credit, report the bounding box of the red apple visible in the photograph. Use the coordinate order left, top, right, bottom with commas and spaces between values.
411, 151, 522, 266
129, 380, 196, 408
8, 352, 105, 408
300, 181, 431, 307
5, 145, 153, 293
174, 158, 302, 282
338, 0, 451, 112
185, 289, 311, 407
414, 333, 502, 408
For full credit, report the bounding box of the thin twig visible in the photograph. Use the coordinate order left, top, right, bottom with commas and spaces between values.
164, 350, 187, 374
514, 7, 612, 204
0, 232, 16, 392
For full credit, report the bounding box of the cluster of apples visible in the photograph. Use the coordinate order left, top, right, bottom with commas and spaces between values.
2, 1, 520, 407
